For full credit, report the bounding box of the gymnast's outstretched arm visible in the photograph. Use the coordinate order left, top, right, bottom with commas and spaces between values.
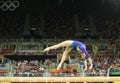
80, 48, 93, 70
87, 57, 93, 69
81, 53, 93, 70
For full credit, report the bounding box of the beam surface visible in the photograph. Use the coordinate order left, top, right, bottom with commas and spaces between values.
0, 77, 120, 82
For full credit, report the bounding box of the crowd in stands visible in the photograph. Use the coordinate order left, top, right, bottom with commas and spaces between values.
28, 13, 120, 39
89, 55, 120, 76
0, 11, 119, 39
0, 54, 119, 77
13, 60, 46, 77
43, 13, 75, 39
0, 12, 25, 39
93, 15, 120, 39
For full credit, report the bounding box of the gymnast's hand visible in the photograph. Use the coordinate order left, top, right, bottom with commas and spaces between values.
43, 47, 49, 52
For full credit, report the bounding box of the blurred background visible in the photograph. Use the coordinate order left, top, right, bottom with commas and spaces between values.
0, 0, 120, 83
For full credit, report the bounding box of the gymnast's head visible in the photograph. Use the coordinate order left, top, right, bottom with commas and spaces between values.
76, 46, 86, 59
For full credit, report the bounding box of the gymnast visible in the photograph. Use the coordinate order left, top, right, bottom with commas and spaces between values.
43, 40, 93, 71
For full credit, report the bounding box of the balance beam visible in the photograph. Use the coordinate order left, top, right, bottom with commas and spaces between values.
0, 77, 120, 82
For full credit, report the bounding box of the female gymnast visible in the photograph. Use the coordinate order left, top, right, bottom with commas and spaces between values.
43, 40, 93, 71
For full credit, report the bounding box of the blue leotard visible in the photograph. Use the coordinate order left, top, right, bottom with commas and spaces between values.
70, 41, 91, 59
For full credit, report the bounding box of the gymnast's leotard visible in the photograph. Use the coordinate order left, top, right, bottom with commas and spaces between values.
70, 40, 91, 59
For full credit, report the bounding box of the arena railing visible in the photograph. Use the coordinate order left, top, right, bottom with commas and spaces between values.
0, 39, 119, 51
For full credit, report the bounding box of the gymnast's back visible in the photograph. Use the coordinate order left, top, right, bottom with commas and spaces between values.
59, 40, 84, 48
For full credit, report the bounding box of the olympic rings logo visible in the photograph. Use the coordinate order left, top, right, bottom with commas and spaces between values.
0, 0, 19, 11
